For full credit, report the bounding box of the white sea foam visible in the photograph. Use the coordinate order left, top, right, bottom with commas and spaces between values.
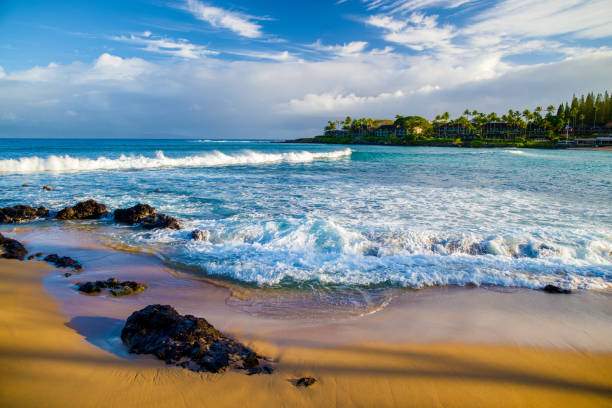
0, 148, 352, 174
170, 216, 612, 290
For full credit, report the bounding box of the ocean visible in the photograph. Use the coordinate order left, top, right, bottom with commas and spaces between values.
1, 138, 610, 294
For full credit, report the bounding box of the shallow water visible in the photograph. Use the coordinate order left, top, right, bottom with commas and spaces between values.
1, 139, 610, 291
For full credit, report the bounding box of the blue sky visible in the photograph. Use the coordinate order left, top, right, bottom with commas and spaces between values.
1, 0, 611, 138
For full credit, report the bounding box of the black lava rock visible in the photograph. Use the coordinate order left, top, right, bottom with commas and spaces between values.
295, 377, 317, 387
114, 204, 157, 225
0, 205, 49, 224
191, 229, 210, 241
141, 213, 181, 230
114, 204, 181, 229
76, 278, 146, 296
121, 305, 271, 374
43, 254, 83, 271
0, 233, 28, 260
542, 285, 572, 294
56, 199, 109, 220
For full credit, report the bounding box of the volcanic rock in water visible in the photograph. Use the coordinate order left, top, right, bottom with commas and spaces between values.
76, 278, 146, 296
141, 213, 181, 230
542, 284, 572, 294
114, 204, 180, 229
0, 205, 49, 224
56, 200, 109, 220
114, 204, 157, 225
43, 254, 83, 271
121, 304, 272, 374
190, 229, 210, 241
295, 377, 317, 387
0, 233, 28, 260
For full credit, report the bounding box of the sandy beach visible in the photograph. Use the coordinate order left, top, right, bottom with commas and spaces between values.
1, 227, 611, 408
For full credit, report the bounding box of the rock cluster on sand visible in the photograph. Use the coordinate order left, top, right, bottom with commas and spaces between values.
43, 254, 83, 271
114, 203, 181, 230
121, 304, 272, 374
0, 205, 49, 224
76, 278, 146, 296
0, 233, 28, 260
542, 284, 572, 294
57, 200, 109, 220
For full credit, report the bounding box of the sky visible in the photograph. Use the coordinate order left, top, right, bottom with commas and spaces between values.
0, 0, 611, 139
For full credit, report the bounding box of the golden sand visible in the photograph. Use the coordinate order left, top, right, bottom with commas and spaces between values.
1, 259, 611, 408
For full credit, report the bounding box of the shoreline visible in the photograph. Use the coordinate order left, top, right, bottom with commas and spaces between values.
1, 227, 612, 406
4, 225, 612, 350
284, 138, 612, 150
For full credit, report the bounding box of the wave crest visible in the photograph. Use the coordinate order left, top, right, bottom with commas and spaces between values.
0, 148, 352, 174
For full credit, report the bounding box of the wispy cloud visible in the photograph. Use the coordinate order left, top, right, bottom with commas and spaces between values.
361, 0, 473, 14
310, 40, 369, 57
366, 13, 455, 51
226, 50, 296, 61
465, 0, 612, 40
110, 32, 218, 59
184, 0, 263, 38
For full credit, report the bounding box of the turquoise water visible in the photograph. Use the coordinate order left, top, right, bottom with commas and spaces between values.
0, 139, 610, 290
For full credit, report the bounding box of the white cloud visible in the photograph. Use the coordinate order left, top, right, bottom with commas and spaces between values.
362, 0, 473, 14
367, 13, 455, 50
311, 40, 369, 57
111, 32, 218, 59
81, 53, 152, 81
465, 0, 612, 40
282, 90, 405, 114
226, 50, 296, 61
184, 0, 263, 38
1, 44, 611, 138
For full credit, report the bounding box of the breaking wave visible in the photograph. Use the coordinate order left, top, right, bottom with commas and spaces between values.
159, 219, 612, 291
0, 149, 352, 174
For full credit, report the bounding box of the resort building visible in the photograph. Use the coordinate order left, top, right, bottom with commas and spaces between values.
480, 122, 522, 140
374, 124, 397, 138
432, 123, 477, 139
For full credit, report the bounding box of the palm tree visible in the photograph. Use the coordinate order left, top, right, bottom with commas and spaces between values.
522, 109, 531, 137
570, 107, 578, 130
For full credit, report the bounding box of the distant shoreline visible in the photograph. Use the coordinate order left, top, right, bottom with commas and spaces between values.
285, 137, 612, 150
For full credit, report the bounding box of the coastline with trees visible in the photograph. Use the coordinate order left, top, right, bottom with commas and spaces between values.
290, 91, 612, 149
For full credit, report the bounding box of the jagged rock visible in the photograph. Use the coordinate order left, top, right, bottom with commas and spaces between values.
190, 229, 210, 241
115, 204, 180, 230
76, 278, 146, 296
27, 252, 44, 260
43, 185, 54, 191
77, 281, 102, 294
114, 204, 157, 225
43, 254, 83, 271
0, 205, 49, 224
542, 284, 572, 294
295, 377, 317, 387
141, 213, 181, 230
121, 305, 272, 374
0, 233, 27, 260
56, 200, 109, 220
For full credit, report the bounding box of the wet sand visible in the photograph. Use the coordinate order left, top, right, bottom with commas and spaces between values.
1, 227, 612, 407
